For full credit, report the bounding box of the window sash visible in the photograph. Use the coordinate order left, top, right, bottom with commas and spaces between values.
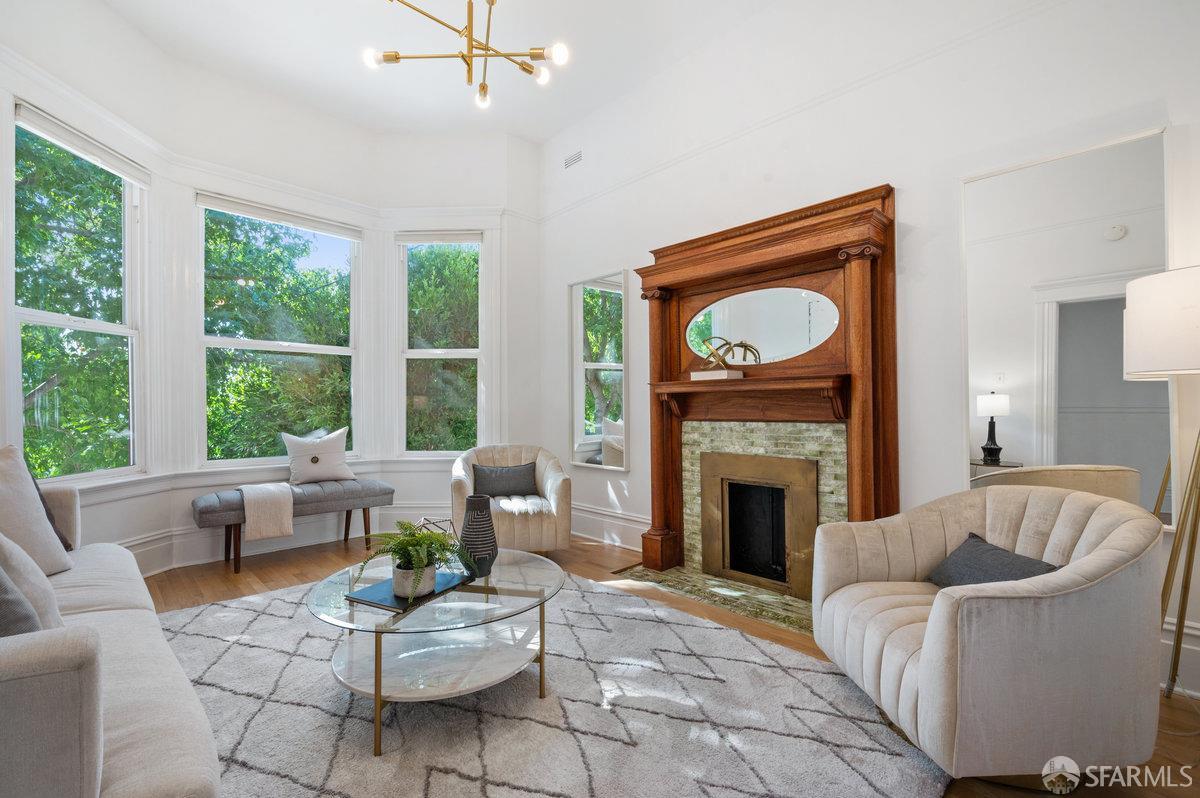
571, 278, 627, 454
397, 239, 484, 453
13, 121, 142, 478
202, 336, 352, 358
196, 192, 362, 242
200, 204, 359, 464
19, 322, 138, 480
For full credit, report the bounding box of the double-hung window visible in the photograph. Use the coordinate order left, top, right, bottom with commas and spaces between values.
401, 236, 481, 453
573, 280, 624, 448
201, 201, 358, 461
13, 111, 146, 478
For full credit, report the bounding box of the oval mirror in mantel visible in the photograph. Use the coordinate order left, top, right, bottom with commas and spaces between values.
684, 287, 840, 365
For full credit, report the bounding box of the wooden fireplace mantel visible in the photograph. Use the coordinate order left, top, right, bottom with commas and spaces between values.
635, 185, 898, 571
652, 376, 849, 422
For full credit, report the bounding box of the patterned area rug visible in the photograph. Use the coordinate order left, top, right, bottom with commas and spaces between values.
159, 574, 948, 798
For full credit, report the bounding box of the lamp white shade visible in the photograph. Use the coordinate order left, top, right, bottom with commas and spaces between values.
976, 393, 1010, 417
1124, 264, 1200, 379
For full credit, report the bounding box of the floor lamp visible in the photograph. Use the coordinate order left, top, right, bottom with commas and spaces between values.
1125, 264, 1200, 699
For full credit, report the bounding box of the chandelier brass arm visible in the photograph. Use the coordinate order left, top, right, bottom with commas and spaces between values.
368, 0, 568, 107
374, 51, 546, 61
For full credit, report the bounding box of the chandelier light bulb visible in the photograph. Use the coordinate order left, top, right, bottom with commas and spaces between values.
475, 83, 491, 109
361, 48, 383, 70
535, 66, 551, 86
548, 42, 570, 66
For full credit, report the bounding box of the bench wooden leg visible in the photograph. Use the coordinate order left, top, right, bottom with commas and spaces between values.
224, 525, 232, 563
344, 509, 353, 543
233, 523, 242, 574
363, 508, 371, 549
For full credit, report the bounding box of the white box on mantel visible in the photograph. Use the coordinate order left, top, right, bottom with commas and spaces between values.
690, 370, 744, 381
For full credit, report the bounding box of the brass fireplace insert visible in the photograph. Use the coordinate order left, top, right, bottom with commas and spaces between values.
699, 451, 818, 600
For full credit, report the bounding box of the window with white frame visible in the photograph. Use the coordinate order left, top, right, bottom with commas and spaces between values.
572, 279, 624, 457
201, 202, 358, 461
401, 237, 481, 452
14, 118, 144, 478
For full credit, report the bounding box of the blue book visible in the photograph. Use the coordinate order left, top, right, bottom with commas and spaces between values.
345, 570, 474, 613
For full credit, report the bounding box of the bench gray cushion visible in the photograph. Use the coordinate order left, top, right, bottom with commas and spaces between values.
191, 479, 394, 528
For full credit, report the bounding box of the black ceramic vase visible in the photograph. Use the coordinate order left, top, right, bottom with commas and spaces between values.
461, 494, 498, 578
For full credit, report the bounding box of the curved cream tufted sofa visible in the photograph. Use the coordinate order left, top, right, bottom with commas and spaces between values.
451, 445, 572, 552
812, 485, 1163, 779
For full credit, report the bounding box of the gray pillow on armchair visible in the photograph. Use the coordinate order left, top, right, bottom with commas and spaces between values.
472, 462, 538, 497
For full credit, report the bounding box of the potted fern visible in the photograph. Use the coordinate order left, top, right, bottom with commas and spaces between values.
359, 521, 474, 601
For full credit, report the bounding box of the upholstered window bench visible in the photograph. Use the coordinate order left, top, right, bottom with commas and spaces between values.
190, 479, 394, 573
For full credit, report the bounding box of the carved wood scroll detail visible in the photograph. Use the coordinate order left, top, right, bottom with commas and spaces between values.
640, 288, 671, 301
838, 243, 884, 261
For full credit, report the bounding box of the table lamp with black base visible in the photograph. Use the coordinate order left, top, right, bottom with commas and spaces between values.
976, 391, 1010, 465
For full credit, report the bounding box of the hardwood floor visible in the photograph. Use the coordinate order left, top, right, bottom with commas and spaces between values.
146, 535, 1199, 796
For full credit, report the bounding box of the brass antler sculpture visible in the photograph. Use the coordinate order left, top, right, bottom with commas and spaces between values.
700, 336, 762, 370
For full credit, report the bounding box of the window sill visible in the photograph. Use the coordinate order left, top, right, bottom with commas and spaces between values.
59, 455, 462, 507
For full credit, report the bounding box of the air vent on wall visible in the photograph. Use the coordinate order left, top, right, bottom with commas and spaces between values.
563, 150, 583, 169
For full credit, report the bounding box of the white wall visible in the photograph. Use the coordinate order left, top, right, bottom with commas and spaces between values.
538, 0, 1200, 521
965, 134, 1166, 468
537, 0, 1200, 682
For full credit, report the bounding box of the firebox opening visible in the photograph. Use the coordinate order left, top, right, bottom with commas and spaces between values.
727, 481, 787, 583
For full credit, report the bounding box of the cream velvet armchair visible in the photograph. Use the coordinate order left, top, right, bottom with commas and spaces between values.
812, 485, 1163, 779
451, 445, 572, 551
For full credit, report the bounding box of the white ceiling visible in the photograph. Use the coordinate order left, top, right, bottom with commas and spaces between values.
101, 0, 772, 141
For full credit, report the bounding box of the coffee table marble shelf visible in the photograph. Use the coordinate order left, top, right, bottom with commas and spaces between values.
306, 549, 565, 756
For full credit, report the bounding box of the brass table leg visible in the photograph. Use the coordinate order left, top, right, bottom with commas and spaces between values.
373, 631, 383, 756
539, 601, 546, 699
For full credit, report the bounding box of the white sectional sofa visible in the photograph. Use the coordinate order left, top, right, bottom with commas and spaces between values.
0, 485, 219, 798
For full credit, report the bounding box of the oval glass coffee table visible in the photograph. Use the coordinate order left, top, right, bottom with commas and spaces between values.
306, 549, 565, 755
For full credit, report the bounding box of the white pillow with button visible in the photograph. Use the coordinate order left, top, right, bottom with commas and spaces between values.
281, 427, 355, 484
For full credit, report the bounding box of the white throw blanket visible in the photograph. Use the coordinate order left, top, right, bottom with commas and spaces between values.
238, 482, 294, 541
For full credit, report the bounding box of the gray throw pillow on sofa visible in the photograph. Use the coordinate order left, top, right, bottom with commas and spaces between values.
0, 533, 62, 629
0, 565, 41, 637
929, 534, 1057, 588
473, 462, 538, 497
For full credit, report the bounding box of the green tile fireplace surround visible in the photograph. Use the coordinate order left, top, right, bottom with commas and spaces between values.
625, 420, 848, 633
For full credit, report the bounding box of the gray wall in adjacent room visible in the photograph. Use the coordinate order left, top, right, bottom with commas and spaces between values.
1057, 297, 1170, 511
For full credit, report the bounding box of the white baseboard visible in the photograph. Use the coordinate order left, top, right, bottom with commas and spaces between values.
571, 502, 648, 551
570, 529, 642, 553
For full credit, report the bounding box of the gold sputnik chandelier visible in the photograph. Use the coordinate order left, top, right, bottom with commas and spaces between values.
363, 0, 570, 109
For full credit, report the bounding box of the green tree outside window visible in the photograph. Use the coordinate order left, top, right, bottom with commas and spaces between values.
16, 127, 132, 477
